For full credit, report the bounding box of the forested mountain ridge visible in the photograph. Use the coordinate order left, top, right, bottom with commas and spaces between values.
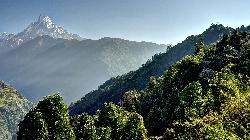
69, 24, 236, 115
120, 31, 250, 138
0, 81, 32, 140
18, 31, 250, 139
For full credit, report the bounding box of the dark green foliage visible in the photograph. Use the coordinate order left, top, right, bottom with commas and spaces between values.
17, 94, 75, 140
71, 113, 102, 140
72, 103, 148, 140
194, 39, 205, 55
96, 103, 147, 140
122, 90, 144, 112
175, 81, 204, 120
19, 95, 148, 140
17, 111, 49, 140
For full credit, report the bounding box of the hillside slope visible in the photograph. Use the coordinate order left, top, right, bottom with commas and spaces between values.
0, 81, 32, 140
120, 31, 250, 138
69, 24, 236, 115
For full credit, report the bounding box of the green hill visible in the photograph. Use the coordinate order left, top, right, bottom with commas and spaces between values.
121, 31, 250, 138
69, 24, 236, 115
0, 81, 32, 140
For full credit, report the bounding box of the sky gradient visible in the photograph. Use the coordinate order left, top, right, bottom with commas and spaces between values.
1, 0, 250, 44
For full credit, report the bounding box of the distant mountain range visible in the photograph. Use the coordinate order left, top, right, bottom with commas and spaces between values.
0, 15, 168, 103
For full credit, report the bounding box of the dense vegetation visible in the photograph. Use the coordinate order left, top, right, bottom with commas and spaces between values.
0, 81, 32, 140
69, 24, 235, 115
18, 95, 147, 140
121, 31, 250, 138
19, 31, 250, 139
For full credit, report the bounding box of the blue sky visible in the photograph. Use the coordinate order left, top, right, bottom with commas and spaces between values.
1, 0, 250, 44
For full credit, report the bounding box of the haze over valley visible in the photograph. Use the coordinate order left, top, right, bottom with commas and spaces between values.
0, 15, 168, 103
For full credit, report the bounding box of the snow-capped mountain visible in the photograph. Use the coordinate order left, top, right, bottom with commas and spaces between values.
0, 15, 83, 47
0, 32, 14, 40
0, 33, 15, 50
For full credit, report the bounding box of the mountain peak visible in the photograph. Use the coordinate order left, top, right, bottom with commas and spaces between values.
38, 14, 50, 21
37, 15, 54, 28
0, 15, 83, 47
37, 14, 53, 23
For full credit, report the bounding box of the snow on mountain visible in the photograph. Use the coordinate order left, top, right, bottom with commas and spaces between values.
0, 32, 14, 40
0, 33, 15, 48
0, 15, 83, 48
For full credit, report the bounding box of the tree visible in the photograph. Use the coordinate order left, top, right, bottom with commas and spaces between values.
17, 94, 75, 140
17, 111, 49, 140
194, 39, 205, 55
96, 103, 148, 140
71, 113, 106, 140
